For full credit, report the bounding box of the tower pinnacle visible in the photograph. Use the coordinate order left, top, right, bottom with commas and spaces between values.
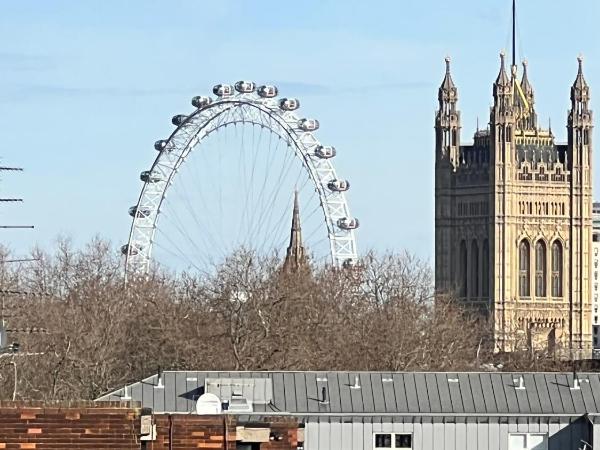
283, 190, 306, 272
521, 60, 533, 96
495, 52, 510, 87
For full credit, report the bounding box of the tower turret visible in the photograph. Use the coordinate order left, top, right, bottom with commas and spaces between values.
516, 60, 538, 130
434, 57, 461, 292
493, 52, 513, 117
568, 56, 593, 172
566, 55, 593, 355
435, 57, 461, 169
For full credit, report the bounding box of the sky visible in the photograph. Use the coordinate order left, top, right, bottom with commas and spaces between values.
0, 0, 599, 265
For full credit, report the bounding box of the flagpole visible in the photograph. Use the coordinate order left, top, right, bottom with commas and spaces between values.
512, 0, 516, 67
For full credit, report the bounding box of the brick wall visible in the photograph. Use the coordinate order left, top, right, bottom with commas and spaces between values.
152, 415, 237, 449
0, 402, 297, 450
0, 401, 140, 449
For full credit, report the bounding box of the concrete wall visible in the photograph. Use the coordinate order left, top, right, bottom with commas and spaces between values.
304, 417, 591, 450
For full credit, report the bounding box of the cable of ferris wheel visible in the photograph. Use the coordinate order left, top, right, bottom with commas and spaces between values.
157, 194, 214, 271
249, 139, 299, 248
238, 121, 261, 236
256, 167, 314, 256
247, 137, 295, 250
244, 130, 280, 240
163, 170, 219, 263
174, 137, 223, 255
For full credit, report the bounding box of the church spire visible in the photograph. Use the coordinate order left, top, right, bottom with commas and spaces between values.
283, 190, 306, 272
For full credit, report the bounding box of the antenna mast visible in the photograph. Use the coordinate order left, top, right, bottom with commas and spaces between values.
512, 0, 516, 67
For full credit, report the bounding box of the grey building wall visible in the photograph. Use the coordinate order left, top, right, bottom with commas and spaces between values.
304, 417, 590, 450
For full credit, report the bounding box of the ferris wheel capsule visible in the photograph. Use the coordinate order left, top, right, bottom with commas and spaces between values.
213, 84, 234, 97
121, 244, 141, 256
154, 140, 168, 151
327, 179, 350, 192
172, 115, 187, 126
257, 85, 278, 98
315, 145, 336, 159
299, 118, 319, 132
140, 170, 162, 183
337, 217, 359, 230
192, 96, 213, 108
342, 258, 356, 269
235, 81, 256, 93
128, 206, 151, 218
279, 98, 300, 111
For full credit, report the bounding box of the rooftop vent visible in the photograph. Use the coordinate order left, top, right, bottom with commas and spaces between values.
155, 367, 164, 389
514, 376, 525, 390
227, 396, 253, 412
205, 378, 272, 405
121, 385, 131, 400
350, 375, 361, 389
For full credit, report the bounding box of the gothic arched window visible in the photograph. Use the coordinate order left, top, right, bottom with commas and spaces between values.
552, 241, 563, 297
482, 239, 489, 297
519, 240, 530, 297
470, 240, 479, 298
459, 240, 467, 297
535, 240, 546, 297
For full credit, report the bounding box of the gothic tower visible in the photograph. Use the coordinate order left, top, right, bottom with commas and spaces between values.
283, 191, 307, 272
434, 53, 593, 357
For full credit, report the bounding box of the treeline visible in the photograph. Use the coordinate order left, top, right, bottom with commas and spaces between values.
0, 238, 578, 401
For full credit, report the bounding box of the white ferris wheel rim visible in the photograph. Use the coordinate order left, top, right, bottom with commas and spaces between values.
123, 82, 358, 277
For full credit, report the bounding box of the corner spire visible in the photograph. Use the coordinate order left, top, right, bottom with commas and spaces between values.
573, 54, 588, 90
440, 56, 456, 91
495, 51, 510, 86
283, 190, 306, 272
521, 60, 533, 96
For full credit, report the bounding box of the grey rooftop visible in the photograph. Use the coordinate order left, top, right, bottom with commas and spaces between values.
95, 370, 600, 418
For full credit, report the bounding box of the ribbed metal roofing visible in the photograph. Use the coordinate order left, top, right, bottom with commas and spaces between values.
95, 371, 600, 417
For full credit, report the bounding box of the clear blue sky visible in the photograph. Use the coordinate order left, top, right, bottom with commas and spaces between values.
0, 0, 598, 263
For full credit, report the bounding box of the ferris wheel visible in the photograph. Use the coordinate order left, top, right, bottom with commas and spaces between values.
122, 81, 359, 277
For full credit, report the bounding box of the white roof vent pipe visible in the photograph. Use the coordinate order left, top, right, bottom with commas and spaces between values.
514, 375, 525, 390
155, 367, 164, 389
350, 375, 361, 390
121, 384, 131, 400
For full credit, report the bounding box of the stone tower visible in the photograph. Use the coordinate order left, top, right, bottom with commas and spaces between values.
283, 191, 307, 272
434, 55, 593, 357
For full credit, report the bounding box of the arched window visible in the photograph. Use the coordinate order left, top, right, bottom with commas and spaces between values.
519, 240, 530, 297
459, 240, 467, 297
452, 129, 457, 147
482, 239, 490, 297
552, 241, 563, 297
535, 240, 547, 297
470, 240, 479, 298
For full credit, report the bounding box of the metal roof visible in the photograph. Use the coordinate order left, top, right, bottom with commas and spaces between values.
95, 371, 600, 417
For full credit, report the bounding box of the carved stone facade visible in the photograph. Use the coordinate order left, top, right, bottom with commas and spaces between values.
434, 55, 593, 357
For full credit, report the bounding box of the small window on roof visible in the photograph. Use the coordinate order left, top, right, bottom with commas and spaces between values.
374, 433, 412, 449
375, 434, 392, 448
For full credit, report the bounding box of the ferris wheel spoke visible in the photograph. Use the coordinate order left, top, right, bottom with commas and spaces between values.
252, 143, 300, 252
158, 207, 213, 269
245, 132, 280, 239
255, 166, 313, 255
166, 167, 222, 259
240, 123, 262, 245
